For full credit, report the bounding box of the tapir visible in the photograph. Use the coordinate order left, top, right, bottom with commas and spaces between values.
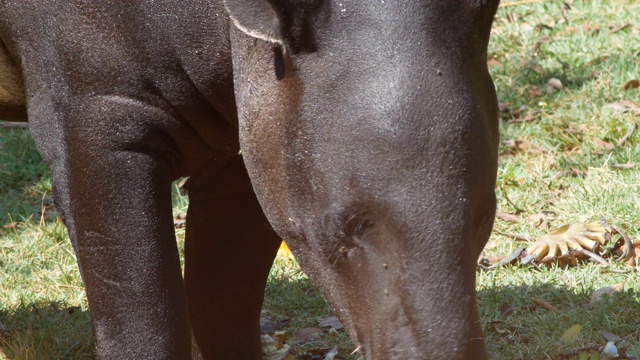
0, 0, 500, 359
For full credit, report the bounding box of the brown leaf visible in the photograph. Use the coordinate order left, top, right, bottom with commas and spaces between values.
297, 347, 342, 360
289, 327, 324, 344
585, 283, 624, 308
501, 138, 544, 156
499, 302, 514, 317
533, 299, 557, 312
526, 212, 548, 224
611, 163, 636, 170
487, 57, 502, 67
173, 213, 187, 228
569, 167, 586, 177
486, 255, 505, 264
545, 188, 565, 204
564, 26, 578, 34
593, 138, 614, 152
318, 316, 344, 330
496, 212, 520, 223
261, 334, 293, 360
621, 79, 640, 91
260, 317, 276, 334
601, 331, 622, 342
603, 100, 640, 114
619, 239, 640, 266
490, 322, 509, 335
528, 86, 541, 98
511, 105, 527, 118
3, 222, 17, 229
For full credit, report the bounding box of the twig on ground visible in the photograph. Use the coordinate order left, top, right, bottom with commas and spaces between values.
0, 122, 28, 129
616, 121, 637, 147
500, 0, 544, 7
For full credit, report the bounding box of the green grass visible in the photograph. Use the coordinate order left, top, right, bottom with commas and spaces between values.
2, 0, 640, 358
482, 0, 640, 358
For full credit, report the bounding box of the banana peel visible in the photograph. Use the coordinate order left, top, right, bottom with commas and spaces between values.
488, 222, 633, 268
527, 223, 606, 262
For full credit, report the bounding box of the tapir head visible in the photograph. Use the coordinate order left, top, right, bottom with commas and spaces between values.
225, 1, 499, 358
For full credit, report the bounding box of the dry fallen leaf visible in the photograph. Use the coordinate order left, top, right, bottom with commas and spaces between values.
501, 138, 545, 156
584, 283, 624, 309
261, 317, 276, 334
526, 211, 555, 228
600, 331, 622, 343
487, 57, 502, 67
3, 222, 17, 229
289, 327, 324, 345
318, 316, 344, 331
261, 334, 294, 360
551, 344, 634, 360
496, 212, 520, 223
568, 167, 586, 177
528, 85, 542, 98
621, 79, 640, 91
324, 346, 339, 360
533, 299, 557, 312
618, 239, 640, 266
593, 138, 614, 152
499, 302, 514, 317
611, 163, 636, 170
173, 213, 186, 228
603, 100, 640, 114
560, 324, 581, 343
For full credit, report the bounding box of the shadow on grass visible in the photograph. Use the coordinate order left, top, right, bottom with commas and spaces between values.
0, 301, 94, 359
478, 280, 640, 358
264, 261, 333, 327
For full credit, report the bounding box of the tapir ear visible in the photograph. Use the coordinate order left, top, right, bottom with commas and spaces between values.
224, 0, 285, 46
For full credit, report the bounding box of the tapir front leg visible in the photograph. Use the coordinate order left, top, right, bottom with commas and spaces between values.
28, 97, 192, 359
185, 155, 281, 359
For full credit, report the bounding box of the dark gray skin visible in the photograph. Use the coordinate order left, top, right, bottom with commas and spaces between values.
0, 0, 499, 359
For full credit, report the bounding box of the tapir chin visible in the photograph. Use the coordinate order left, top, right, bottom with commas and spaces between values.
0, 0, 500, 359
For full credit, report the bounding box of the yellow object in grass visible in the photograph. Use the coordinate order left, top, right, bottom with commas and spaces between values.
277, 241, 294, 260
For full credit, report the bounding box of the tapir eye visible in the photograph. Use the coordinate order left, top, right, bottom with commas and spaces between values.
273, 46, 286, 80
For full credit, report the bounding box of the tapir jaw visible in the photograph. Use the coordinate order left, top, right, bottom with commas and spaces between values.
278, 193, 495, 360
288, 232, 489, 360
349, 292, 486, 360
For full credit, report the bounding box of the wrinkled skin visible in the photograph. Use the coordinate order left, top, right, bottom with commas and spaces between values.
232, 1, 500, 358
0, 0, 499, 359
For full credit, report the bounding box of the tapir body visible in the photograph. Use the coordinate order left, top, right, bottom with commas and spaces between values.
0, 1, 500, 359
